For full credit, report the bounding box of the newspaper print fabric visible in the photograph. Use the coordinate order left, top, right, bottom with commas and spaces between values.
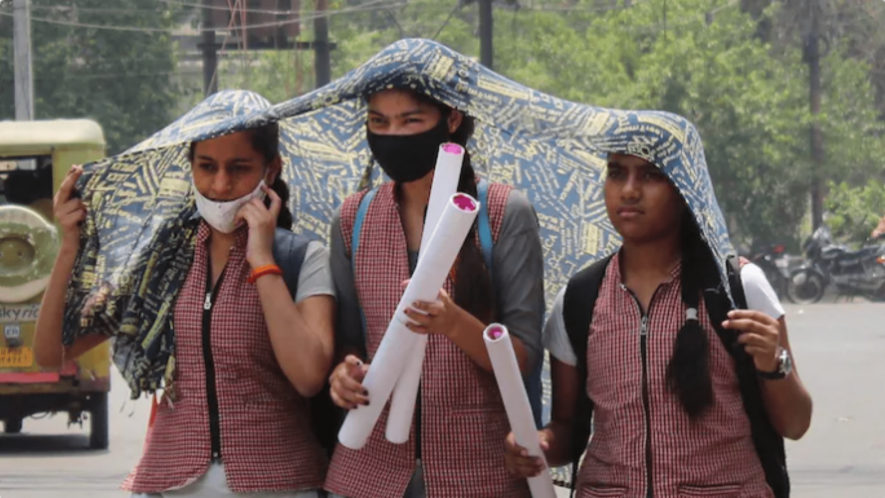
63, 38, 736, 452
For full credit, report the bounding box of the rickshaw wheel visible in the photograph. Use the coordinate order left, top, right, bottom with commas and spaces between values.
88, 392, 109, 450
3, 418, 22, 434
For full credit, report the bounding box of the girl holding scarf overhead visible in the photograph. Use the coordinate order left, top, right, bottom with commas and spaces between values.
504, 150, 813, 497
325, 88, 545, 498
33, 123, 335, 498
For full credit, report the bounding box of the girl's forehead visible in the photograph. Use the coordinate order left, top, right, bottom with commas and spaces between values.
367, 89, 418, 105
366, 89, 444, 114
608, 153, 657, 169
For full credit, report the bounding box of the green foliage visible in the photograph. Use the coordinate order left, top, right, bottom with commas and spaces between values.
820, 44, 885, 185
211, 49, 312, 105
588, 0, 816, 245
825, 179, 885, 244
2, 0, 882, 248
318, 0, 885, 248
0, 0, 186, 154
327, 0, 479, 78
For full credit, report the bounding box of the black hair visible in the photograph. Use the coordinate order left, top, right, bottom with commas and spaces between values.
188, 122, 292, 230
417, 94, 497, 324
446, 113, 497, 324
666, 210, 717, 420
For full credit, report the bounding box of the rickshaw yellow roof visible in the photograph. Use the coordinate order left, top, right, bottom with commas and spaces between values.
0, 119, 105, 150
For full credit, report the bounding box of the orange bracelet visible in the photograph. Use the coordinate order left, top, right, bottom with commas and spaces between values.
248, 264, 283, 284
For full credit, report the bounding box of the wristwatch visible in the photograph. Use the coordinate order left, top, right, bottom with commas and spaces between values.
757, 347, 792, 380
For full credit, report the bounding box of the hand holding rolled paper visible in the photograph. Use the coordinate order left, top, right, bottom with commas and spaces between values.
337, 192, 480, 450
329, 355, 370, 411
485, 324, 556, 498
386, 142, 465, 444
504, 431, 551, 479
402, 287, 462, 337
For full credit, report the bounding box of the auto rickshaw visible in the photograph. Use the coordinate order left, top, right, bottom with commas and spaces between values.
0, 119, 110, 449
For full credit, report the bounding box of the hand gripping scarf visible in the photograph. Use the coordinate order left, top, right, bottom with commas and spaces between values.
64, 38, 736, 406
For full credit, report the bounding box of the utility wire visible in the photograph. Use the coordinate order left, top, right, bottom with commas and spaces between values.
432, 2, 462, 40
0, 0, 405, 34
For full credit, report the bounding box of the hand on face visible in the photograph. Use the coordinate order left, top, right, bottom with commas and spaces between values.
191, 130, 281, 236
235, 184, 280, 269
723, 309, 781, 372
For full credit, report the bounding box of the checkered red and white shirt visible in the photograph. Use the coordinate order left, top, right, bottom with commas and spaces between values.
576, 254, 773, 498
123, 222, 328, 494
324, 182, 530, 498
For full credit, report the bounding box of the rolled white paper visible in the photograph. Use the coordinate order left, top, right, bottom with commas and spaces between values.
386, 142, 465, 444
483, 324, 556, 498
418, 143, 466, 252
338, 193, 481, 450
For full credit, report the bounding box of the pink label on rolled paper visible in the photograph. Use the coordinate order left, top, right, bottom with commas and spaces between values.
452, 193, 477, 212
486, 325, 505, 340
442, 143, 464, 155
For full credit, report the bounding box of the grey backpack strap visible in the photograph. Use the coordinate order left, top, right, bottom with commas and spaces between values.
272, 228, 311, 297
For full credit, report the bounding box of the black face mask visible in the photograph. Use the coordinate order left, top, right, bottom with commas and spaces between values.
367, 116, 451, 184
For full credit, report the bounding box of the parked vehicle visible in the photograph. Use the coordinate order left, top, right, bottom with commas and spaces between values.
0, 119, 110, 449
787, 226, 885, 305
748, 242, 790, 301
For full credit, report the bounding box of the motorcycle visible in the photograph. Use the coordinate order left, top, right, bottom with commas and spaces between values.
748, 242, 791, 301
787, 226, 885, 304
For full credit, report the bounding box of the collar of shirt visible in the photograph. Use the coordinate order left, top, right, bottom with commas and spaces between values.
613, 249, 683, 287
195, 219, 250, 248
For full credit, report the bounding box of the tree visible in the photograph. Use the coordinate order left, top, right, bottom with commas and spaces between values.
198, 49, 310, 106
327, 0, 479, 78
208, 0, 885, 248
825, 179, 885, 244
0, 0, 187, 154
750, 0, 885, 118
490, 0, 885, 248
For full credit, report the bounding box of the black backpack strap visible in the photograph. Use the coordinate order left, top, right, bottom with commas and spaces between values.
561, 253, 614, 496
726, 255, 748, 310
703, 255, 790, 498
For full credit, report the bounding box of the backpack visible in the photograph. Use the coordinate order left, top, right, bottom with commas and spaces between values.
560, 254, 789, 498
273, 227, 342, 458
351, 179, 545, 429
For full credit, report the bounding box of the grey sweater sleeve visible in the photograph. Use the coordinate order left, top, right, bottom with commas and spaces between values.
493, 189, 546, 373
329, 209, 367, 359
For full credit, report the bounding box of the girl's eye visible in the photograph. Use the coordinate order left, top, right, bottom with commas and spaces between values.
607, 168, 626, 179
229, 164, 255, 175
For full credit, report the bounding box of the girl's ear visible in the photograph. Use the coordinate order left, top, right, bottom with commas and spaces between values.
264, 155, 282, 185
448, 109, 464, 135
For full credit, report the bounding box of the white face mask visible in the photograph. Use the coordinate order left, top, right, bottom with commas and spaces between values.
193, 179, 267, 233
